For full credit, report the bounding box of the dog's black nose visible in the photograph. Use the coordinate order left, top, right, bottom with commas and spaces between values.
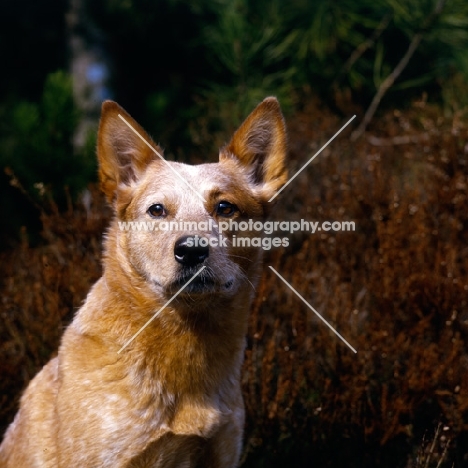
174, 236, 209, 266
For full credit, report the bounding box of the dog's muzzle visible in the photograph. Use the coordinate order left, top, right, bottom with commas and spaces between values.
171, 236, 234, 294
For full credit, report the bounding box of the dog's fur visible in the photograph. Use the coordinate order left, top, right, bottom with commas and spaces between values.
0, 97, 287, 467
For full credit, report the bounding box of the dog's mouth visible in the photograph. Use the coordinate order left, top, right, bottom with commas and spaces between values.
168, 268, 234, 295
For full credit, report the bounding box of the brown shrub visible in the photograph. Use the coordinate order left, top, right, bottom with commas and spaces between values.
241, 99, 468, 466
0, 98, 467, 466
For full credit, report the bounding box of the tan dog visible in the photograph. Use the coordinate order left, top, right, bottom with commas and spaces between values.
0, 97, 287, 467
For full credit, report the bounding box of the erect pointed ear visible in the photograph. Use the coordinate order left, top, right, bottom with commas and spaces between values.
220, 97, 288, 199
97, 101, 163, 203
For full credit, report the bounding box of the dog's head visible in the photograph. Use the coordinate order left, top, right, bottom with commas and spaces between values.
97, 98, 287, 302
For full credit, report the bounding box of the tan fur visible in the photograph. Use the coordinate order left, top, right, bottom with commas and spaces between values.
0, 97, 287, 467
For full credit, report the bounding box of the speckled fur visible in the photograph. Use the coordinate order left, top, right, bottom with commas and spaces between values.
0, 97, 287, 468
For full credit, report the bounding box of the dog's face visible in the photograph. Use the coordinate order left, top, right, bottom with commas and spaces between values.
97, 98, 287, 301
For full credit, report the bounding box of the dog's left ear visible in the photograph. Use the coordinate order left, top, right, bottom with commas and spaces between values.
220, 97, 288, 200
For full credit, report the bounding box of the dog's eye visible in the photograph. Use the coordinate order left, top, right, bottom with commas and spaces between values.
148, 204, 166, 218
216, 201, 238, 217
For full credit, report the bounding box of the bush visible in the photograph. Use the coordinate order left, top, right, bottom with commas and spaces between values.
0, 70, 96, 244
1, 71, 95, 200
1, 97, 467, 466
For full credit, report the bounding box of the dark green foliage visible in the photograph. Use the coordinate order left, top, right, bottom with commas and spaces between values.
0, 71, 96, 245
83, 0, 468, 157
1, 71, 95, 201
200, 0, 468, 106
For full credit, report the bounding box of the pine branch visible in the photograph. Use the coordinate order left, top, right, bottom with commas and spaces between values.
336, 12, 393, 82
351, 0, 447, 141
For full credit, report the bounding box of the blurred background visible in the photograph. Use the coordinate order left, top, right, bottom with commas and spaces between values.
1, 0, 468, 466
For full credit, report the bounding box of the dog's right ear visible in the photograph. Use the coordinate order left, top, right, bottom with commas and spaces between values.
97, 101, 162, 203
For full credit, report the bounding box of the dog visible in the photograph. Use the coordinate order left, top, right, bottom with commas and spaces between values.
0, 97, 287, 467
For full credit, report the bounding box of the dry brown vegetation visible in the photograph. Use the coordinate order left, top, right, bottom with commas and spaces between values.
1, 97, 467, 467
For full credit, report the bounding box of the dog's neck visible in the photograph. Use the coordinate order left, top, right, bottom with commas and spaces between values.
77, 242, 255, 397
